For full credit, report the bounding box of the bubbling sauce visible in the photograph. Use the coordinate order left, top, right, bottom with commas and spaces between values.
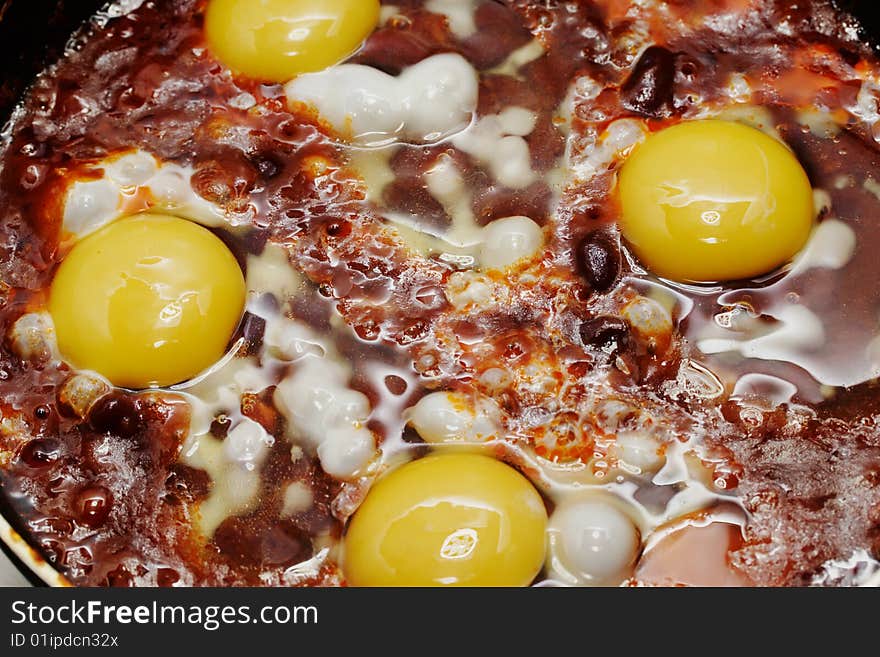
0, 0, 879, 586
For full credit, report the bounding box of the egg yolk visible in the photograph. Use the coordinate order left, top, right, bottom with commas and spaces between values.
50, 214, 246, 389
618, 120, 814, 283
344, 453, 548, 587
204, 0, 380, 82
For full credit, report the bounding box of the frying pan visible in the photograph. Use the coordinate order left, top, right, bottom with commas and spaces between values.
0, 0, 878, 587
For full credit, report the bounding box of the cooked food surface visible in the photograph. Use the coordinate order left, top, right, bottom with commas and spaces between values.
0, 0, 879, 587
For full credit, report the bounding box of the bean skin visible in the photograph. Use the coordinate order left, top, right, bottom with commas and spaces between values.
621, 46, 677, 118
577, 231, 621, 292
579, 315, 630, 351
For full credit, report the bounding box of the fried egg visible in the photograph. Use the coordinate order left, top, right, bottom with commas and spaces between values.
50, 213, 246, 389
619, 120, 815, 283
344, 453, 548, 587
205, 0, 380, 82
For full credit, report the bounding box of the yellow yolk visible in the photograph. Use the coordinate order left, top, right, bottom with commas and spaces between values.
618, 120, 814, 283
204, 0, 380, 82
344, 453, 548, 587
50, 214, 246, 389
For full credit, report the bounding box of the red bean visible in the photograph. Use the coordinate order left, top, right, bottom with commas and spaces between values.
75, 486, 113, 528
89, 393, 145, 439
577, 231, 621, 292
19, 438, 61, 468
579, 315, 630, 351
621, 46, 677, 118
236, 312, 266, 356
210, 414, 232, 439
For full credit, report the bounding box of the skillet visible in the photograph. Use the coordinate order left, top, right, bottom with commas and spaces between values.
0, 0, 879, 587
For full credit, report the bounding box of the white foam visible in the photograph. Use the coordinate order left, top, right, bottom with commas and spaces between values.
62, 150, 235, 240
570, 118, 647, 182
58, 373, 111, 419
487, 39, 546, 77
379, 5, 402, 25
246, 243, 303, 305
445, 271, 495, 309
546, 497, 640, 586
285, 54, 478, 147
63, 179, 120, 239
7, 312, 58, 364
182, 433, 261, 536
452, 108, 539, 189
406, 390, 499, 444
699, 303, 826, 361
104, 151, 157, 187
480, 215, 544, 271
224, 418, 274, 471
794, 219, 856, 272
282, 482, 314, 516
317, 425, 377, 480
274, 353, 378, 480
610, 431, 665, 475
424, 154, 482, 247
426, 0, 478, 39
